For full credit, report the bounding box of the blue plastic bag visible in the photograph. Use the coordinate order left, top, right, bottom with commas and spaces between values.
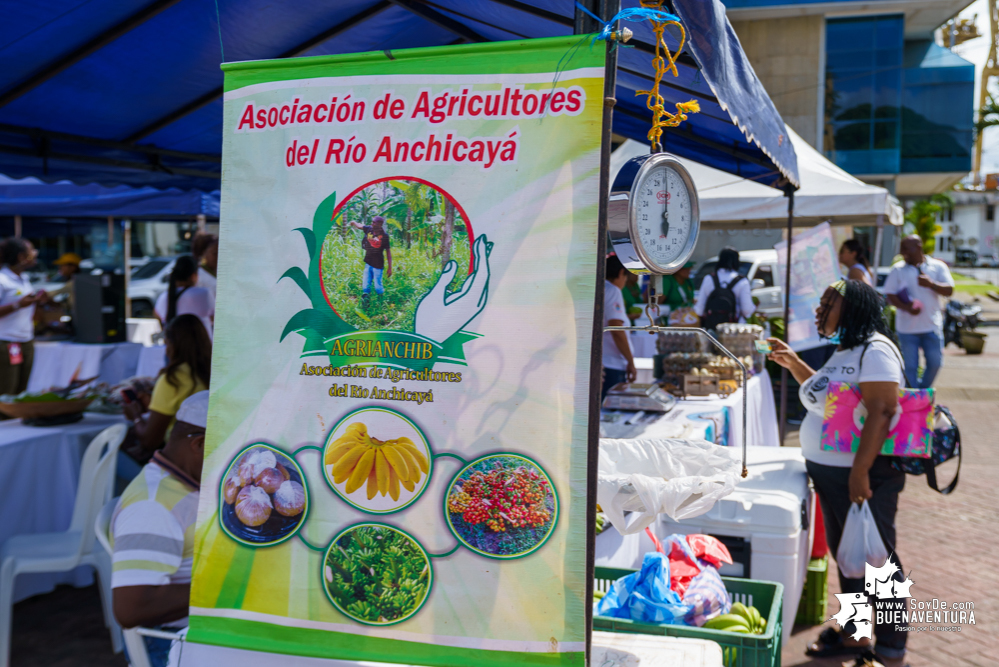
594, 552, 693, 624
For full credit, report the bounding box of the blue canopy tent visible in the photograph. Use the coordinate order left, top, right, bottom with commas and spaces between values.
0, 0, 798, 190
0, 174, 219, 218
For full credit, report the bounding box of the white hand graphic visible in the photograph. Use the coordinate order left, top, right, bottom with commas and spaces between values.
414, 234, 492, 344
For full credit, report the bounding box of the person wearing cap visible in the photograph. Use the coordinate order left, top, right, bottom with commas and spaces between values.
111, 390, 208, 667
47, 252, 82, 317
347, 216, 392, 308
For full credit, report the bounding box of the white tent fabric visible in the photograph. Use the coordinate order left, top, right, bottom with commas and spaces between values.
610, 126, 903, 229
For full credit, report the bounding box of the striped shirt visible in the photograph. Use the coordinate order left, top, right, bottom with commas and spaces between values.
111, 452, 200, 620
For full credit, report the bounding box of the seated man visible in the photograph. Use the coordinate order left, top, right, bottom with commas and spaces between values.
111, 391, 207, 667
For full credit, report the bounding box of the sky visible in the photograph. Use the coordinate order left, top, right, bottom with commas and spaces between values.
950, 0, 999, 175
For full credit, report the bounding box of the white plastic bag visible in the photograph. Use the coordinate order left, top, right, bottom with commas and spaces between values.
836, 500, 889, 579
598, 438, 742, 534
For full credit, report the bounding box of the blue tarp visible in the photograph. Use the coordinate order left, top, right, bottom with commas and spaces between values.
0, 174, 219, 218
0, 0, 798, 190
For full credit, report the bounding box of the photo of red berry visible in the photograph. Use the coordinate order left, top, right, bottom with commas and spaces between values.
445, 454, 557, 558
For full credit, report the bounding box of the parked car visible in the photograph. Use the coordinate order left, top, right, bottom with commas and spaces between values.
955, 248, 978, 266
128, 257, 175, 319
693, 249, 783, 318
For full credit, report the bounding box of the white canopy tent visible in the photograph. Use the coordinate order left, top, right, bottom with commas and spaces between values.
610, 126, 904, 230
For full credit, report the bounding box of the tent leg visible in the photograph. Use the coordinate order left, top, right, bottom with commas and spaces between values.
13, 215, 20, 239
124, 220, 132, 320
872, 214, 884, 277
579, 0, 619, 663
779, 190, 794, 446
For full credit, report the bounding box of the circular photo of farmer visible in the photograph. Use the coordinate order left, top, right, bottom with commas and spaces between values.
321, 177, 475, 331
219, 444, 309, 546
445, 454, 558, 559
323, 523, 433, 626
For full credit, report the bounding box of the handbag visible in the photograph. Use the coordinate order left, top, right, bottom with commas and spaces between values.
819, 338, 962, 494
820, 340, 934, 458
891, 404, 962, 495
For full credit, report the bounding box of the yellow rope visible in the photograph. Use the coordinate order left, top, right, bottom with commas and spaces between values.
635, 0, 700, 152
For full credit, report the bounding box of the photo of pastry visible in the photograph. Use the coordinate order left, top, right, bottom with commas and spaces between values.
220, 443, 308, 546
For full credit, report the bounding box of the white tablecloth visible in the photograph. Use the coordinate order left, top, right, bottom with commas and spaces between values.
27, 341, 168, 392
600, 372, 780, 448
28, 341, 142, 392
0, 413, 127, 602
136, 345, 167, 378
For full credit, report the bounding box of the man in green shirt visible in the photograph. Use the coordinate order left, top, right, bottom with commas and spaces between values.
661, 261, 696, 312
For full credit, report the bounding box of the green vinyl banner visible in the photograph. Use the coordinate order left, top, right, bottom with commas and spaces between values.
187, 37, 604, 666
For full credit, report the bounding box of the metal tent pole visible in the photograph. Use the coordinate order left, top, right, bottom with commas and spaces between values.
578, 0, 619, 662
872, 214, 884, 277
779, 189, 794, 446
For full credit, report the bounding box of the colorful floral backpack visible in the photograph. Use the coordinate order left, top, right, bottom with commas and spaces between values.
820, 339, 961, 494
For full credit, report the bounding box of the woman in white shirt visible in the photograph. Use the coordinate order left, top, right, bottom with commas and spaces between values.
839, 239, 873, 285
768, 279, 908, 667
0, 239, 46, 396
154, 255, 214, 339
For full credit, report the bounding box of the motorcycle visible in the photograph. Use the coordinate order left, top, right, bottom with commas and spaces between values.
943, 299, 983, 349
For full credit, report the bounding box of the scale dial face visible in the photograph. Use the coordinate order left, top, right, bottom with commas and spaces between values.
628, 154, 699, 274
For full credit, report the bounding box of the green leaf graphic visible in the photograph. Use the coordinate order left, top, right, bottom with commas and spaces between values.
279, 267, 311, 298
293, 227, 316, 261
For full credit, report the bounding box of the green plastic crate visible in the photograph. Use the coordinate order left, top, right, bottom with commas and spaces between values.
795, 556, 829, 626
594, 566, 783, 667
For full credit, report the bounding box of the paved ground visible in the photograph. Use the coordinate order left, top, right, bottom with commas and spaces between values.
782, 300, 999, 667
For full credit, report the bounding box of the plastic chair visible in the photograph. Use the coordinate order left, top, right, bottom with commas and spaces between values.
0, 423, 128, 667
95, 496, 183, 667
94, 497, 124, 655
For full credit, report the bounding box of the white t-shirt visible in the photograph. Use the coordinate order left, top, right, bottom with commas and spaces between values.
694, 269, 755, 321
0, 267, 36, 343
849, 263, 873, 285
603, 280, 632, 371
197, 267, 217, 300
155, 286, 215, 339
799, 333, 903, 467
882, 258, 954, 335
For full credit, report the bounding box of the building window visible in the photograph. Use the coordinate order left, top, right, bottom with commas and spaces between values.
900, 41, 974, 173
988, 205, 995, 221
824, 15, 904, 174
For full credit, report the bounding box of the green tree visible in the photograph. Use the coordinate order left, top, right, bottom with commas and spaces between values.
975, 94, 999, 138
904, 193, 952, 254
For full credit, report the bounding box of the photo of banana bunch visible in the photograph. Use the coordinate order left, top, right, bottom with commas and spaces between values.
323, 408, 433, 512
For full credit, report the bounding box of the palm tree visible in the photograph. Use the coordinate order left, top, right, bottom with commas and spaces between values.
904, 193, 953, 254
975, 94, 999, 137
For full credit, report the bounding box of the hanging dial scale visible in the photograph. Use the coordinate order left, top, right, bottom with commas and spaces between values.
607, 152, 700, 277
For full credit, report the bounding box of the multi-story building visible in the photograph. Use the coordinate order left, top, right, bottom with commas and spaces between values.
722, 1, 977, 264
935, 190, 999, 265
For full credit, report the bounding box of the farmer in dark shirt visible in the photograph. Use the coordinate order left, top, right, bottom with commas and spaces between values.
347, 216, 393, 306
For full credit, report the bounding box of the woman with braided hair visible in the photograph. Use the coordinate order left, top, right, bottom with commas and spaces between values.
767, 279, 909, 667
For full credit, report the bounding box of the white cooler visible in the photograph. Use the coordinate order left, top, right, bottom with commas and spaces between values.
596, 446, 813, 646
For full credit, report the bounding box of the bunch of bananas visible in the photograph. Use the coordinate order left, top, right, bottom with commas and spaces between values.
325, 423, 429, 501
703, 602, 767, 634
